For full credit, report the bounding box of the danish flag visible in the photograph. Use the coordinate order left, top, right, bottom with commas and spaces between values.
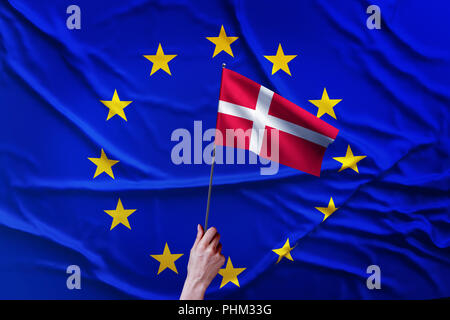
215, 68, 339, 176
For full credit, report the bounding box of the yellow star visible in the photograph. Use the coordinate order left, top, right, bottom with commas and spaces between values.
333, 145, 367, 173
88, 148, 119, 179
315, 197, 338, 222
206, 25, 239, 58
143, 43, 177, 76
104, 198, 136, 230
150, 243, 184, 275
264, 44, 297, 76
272, 238, 295, 263
100, 89, 132, 121
308, 88, 342, 119
218, 257, 246, 288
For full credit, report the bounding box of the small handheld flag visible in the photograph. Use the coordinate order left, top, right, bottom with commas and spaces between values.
216, 68, 339, 176
205, 67, 339, 229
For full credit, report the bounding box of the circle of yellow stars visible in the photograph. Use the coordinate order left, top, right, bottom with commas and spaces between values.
84, 24, 368, 290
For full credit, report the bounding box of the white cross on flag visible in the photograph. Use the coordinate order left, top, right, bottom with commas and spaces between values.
215, 68, 339, 176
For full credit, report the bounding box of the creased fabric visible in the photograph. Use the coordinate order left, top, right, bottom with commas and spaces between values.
0, 0, 448, 299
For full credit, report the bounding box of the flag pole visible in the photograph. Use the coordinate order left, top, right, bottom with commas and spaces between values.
204, 62, 226, 231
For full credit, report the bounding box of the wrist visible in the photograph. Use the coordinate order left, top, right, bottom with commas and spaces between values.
180, 276, 208, 300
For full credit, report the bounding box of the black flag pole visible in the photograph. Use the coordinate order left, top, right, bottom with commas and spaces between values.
204, 62, 226, 231
204, 145, 215, 230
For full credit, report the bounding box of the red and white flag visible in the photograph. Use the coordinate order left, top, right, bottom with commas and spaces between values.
215, 68, 339, 176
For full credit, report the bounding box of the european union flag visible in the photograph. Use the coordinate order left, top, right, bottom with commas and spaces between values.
0, 0, 448, 299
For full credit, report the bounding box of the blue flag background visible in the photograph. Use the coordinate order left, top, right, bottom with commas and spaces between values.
0, 0, 448, 299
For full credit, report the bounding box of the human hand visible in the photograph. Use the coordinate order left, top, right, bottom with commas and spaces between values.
180, 224, 225, 300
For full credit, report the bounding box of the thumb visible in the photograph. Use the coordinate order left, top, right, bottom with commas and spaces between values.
193, 224, 204, 247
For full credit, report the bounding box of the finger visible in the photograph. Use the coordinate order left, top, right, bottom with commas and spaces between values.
209, 233, 220, 250
193, 224, 204, 248
216, 243, 222, 254
199, 226, 217, 248
218, 254, 226, 267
